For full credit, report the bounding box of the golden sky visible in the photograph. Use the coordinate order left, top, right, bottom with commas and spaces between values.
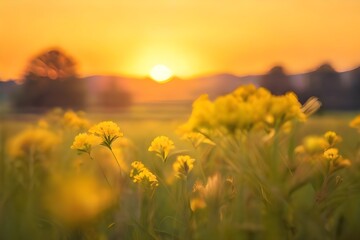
1, 0, 360, 80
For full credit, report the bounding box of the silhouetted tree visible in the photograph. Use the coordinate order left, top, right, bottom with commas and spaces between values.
350, 66, 360, 109
97, 78, 132, 109
13, 49, 87, 111
308, 63, 344, 109
260, 66, 291, 95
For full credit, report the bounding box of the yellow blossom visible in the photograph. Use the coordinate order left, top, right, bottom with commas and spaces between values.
350, 115, 360, 131
63, 110, 90, 130
324, 131, 342, 146
130, 161, 159, 190
89, 121, 123, 148
173, 155, 195, 178
7, 128, 59, 159
71, 133, 102, 154
37, 119, 49, 129
302, 136, 329, 154
148, 136, 175, 162
323, 148, 339, 161
190, 197, 207, 211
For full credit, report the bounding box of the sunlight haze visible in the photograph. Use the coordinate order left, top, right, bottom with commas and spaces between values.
0, 0, 360, 80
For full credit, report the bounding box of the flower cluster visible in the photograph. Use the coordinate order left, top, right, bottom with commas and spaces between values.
130, 161, 159, 190
70, 133, 102, 154
181, 84, 311, 136
173, 155, 195, 178
89, 121, 123, 148
38, 109, 90, 131
62, 110, 91, 130
148, 136, 175, 162
8, 127, 59, 159
71, 121, 123, 154
295, 131, 351, 171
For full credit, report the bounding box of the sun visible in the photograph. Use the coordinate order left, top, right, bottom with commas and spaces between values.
149, 64, 173, 83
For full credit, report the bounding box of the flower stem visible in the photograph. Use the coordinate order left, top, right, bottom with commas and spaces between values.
88, 153, 112, 188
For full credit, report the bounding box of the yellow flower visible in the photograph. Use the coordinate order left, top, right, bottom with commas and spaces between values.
350, 115, 360, 131
44, 173, 114, 226
71, 133, 102, 154
302, 136, 329, 154
173, 155, 195, 178
336, 158, 351, 168
148, 136, 175, 162
130, 161, 159, 190
7, 128, 59, 159
63, 110, 90, 130
324, 131, 342, 146
190, 197, 207, 211
37, 119, 49, 129
323, 148, 339, 161
89, 121, 123, 148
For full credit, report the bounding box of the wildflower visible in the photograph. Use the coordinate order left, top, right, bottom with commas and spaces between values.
190, 197, 207, 211
323, 148, 339, 161
267, 93, 306, 128
44, 173, 114, 226
324, 131, 342, 147
173, 155, 195, 178
7, 128, 59, 159
63, 110, 90, 130
183, 94, 215, 132
130, 161, 159, 190
349, 115, 360, 131
89, 121, 123, 149
336, 158, 351, 168
37, 119, 49, 129
148, 136, 175, 162
302, 136, 329, 154
71, 133, 102, 154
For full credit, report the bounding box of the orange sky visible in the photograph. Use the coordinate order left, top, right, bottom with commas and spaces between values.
1, 0, 360, 80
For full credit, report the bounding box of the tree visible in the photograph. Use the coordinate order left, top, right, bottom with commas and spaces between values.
308, 63, 343, 109
13, 49, 87, 111
260, 66, 292, 95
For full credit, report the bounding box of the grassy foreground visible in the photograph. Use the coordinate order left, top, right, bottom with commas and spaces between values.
1, 85, 360, 240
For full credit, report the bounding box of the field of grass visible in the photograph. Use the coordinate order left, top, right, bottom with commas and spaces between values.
1, 86, 360, 240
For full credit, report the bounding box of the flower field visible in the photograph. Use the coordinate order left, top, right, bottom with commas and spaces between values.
1, 85, 360, 240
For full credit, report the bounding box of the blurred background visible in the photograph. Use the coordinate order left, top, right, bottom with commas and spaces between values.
1, 0, 360, 113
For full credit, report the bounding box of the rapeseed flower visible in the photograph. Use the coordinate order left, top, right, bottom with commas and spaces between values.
350, 115, 360, 131
182, 84, 307, 136
173, 155, 195, 178
71, 133, 102, 154
323, 148, 339, 161
324, 131, 342, 147
63, 110, 90, 130
89, 121, 123, 149
130, 161, 159, 190
8, 128, 59, 159
148, 136, 175, 162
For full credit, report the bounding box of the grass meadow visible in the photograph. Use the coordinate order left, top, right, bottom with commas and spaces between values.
1, 85, 360, 240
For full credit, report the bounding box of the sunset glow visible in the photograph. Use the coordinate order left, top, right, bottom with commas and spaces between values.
149, 64, 173, 83
0, 0, 360, 80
